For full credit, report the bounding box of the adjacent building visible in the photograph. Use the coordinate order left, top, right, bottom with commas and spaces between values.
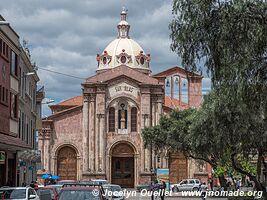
0, 15, 43, 187
39, 9, 211, 187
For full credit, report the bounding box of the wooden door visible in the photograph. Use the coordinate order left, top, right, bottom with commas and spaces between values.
112, 157, 134, 188
57, 147, 77, 180
169, 152, 188, 183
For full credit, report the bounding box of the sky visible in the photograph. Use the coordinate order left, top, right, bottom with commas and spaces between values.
0, 0, 211, 116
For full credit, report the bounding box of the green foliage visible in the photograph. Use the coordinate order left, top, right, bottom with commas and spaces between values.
168, 0, 267, 194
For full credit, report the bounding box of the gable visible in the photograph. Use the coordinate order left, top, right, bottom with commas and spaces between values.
85, 65, 162, 86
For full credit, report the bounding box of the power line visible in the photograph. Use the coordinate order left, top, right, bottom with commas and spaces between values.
37, 66, 86, 80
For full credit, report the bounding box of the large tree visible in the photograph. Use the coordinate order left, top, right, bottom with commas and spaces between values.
169, 0, 267, 196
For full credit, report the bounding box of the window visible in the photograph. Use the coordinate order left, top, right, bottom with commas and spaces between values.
22, 113, 25, 141
165, 77, 171, 96
181, 78, 189, 104
18, 110, 21, 138
10, 51, 17, 76
109, 107, 115, 132
2, 87, 5, 102
131, 107, 137, 132
3, 42, 6, 56
0, 39, 2, 54
10, 93, 17, 118
173, 75, 180, 100
189, 180, 195, 184
5, 88, 8, 103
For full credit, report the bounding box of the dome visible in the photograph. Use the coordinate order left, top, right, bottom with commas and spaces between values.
96, 8, 151, 73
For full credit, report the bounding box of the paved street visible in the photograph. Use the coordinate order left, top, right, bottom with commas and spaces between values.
123, 190, 228, 200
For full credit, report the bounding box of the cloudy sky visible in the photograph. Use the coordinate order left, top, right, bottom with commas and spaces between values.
0, 0, 211, 116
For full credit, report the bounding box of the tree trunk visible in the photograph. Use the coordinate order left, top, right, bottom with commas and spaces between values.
231, 153, 267, 199
218, 175, 227, 190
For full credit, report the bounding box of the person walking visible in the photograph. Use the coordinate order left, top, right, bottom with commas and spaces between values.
160, 181, 166, 200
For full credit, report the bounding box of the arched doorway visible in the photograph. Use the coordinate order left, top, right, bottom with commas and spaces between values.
111, 143, 135, 188
57, 146, 77, 180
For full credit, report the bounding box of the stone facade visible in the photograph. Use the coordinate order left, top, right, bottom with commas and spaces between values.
39, 9, 210, 187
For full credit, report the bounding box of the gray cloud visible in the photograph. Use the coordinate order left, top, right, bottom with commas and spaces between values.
0, 0, 210, 116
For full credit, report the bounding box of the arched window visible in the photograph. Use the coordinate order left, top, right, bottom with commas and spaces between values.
131, 107, 137, 132
109, 107, 115, 132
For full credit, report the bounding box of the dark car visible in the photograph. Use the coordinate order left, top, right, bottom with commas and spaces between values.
58, 183, 106, 200
37, 187, 59, 200
56, 180, 76, 186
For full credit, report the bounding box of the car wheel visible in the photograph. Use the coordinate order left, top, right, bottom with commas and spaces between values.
192, 187, 199, 191
172, 186, 179, 192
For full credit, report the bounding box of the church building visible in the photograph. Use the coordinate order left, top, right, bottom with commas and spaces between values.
39, 9, 209, 188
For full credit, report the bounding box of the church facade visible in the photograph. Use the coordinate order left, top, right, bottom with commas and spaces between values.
39, 9, 209, 187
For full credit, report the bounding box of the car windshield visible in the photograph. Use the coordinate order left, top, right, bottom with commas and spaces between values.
103, 186, 123, 197
0, 189, 26, 199
59, 190, 100, 200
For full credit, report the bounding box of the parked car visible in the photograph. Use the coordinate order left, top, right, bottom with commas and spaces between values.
37, 187, 58, 200
47, 185, 62, 194
36, 189, 52, 200
0, 187, 40, 200
56, 180, 76, 186
78, 180, 93, 184
102, 184, 124, 200
136, 181, 153, 192
91, 179, 108, 186
57, 183, 106, 200
171, 179, 207, 192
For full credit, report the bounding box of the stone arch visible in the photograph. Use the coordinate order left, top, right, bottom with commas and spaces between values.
108, 140, 138, 156
109, 141, 137, 188
107, 97, 140, 134
53, 143, 80, 180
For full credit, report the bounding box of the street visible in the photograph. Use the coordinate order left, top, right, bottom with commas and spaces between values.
123, 190, 228, 200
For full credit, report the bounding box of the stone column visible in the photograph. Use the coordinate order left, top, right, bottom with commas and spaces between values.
82, 95, 89, 171
88, 94, 96, 172
97, 114, 105, 172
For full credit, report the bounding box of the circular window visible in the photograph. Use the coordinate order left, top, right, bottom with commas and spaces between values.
103, 57, 107, 65
120, 56, 126, 64
140, 57, 145, 65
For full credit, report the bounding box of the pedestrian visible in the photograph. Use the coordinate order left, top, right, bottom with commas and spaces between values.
150, 181, 155, 200
150, 180, 159, 200
236, 179, 240, 190
21, 181, 26, 187
160, 181, 166, 200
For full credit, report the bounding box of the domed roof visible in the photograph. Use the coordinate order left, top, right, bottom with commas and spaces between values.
96, 8, 151, 73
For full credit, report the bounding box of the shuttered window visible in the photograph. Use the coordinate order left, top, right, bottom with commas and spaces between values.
131, 107, 137, 132
109, 107, 115, 132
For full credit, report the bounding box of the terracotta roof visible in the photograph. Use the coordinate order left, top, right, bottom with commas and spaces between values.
57, 96, 83, 106
164, 96, 189, 110
153, 66, 202, 78
85, 65, 162, 85
44, 105, 83, 120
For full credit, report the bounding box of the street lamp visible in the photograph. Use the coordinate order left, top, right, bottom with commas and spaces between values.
42, 99, 54, 104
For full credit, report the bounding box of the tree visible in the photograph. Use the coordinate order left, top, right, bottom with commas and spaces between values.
169, 0, 267, 196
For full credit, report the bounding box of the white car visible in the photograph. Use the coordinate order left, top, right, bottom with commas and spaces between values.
0, 187, 40, 199
171, 179, 207, 192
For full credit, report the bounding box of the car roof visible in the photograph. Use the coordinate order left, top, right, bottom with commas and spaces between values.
61, 187, 99, 191
102, 184, 121, 187
0, 187, 29, 190
58, 180, 76, 182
